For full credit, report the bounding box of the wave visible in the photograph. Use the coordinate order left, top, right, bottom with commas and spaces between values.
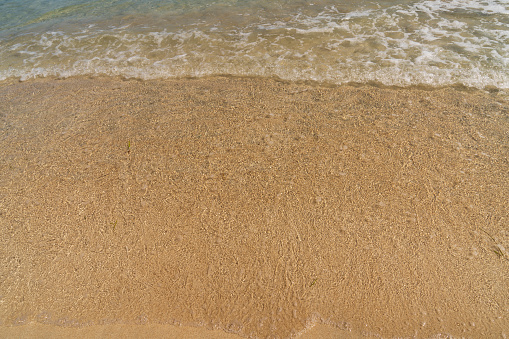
1, 0, 508, 88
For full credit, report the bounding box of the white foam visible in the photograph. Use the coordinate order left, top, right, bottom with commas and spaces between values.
0, 0, 508, 88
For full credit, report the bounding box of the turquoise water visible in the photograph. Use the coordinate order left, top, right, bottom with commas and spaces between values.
0, 0, 508, 88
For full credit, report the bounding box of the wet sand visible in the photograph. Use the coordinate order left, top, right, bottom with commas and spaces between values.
0, 76, 508, 338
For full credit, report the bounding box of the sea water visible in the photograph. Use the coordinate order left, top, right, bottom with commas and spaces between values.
0, 0, 508, 88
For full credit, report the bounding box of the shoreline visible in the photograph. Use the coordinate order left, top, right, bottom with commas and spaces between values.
1, 76, 508, 338
2, 74, 509, 94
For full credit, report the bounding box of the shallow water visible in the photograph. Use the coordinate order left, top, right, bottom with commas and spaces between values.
1, 0, 508, 88
1, 77, 508, 338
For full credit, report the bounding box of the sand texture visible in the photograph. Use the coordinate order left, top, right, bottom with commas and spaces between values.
0, 77, 508, 338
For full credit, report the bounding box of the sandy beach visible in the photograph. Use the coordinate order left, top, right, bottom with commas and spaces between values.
0, 76, 508, 338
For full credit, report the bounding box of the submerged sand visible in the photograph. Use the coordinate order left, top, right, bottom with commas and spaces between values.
0, 77, 508, 338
